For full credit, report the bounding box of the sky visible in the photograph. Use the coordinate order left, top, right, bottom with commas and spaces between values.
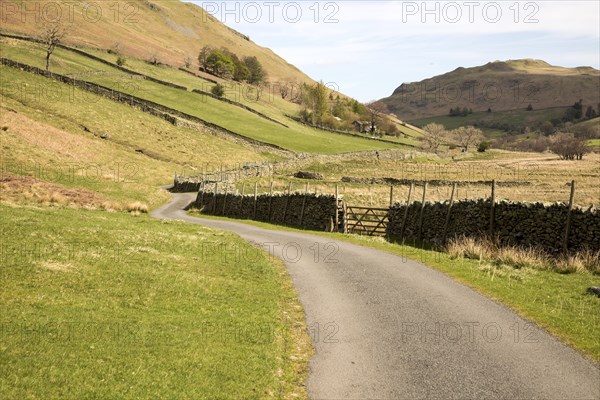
190, 1, 600, 102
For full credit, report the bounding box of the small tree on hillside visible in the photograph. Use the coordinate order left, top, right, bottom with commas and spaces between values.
301, 81, 329, 126
211, 83, 225, 97
365, 101, 389, 134
42, 22, 67, 71
184, 54, 193, 69
540, 121, 555, 136
421, 123, 447, 153
452, 126, 484, 152
279, 83, 289, 100
206, 49, 235, 78
243, 56, 266, 85
148, 52, 160, 65
198, 45, 213, 71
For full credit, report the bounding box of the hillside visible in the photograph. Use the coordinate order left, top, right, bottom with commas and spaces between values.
0, 0, 312, 85
381, 59, 600, 121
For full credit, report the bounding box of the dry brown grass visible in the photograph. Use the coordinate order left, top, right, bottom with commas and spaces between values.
555, 250, 600, 275
447, 236, 495, 260
271, 151, 600, 207
126, 201, 149, 214
495, 246, 551, 270
446, 236, 599, 274
0, 174, 105, 209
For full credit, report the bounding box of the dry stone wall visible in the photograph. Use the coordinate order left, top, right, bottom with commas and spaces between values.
387, 200, 600, 252
195, 191, 337, 231
0, 58, 291, 155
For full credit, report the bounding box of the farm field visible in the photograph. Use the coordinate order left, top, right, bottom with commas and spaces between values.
0, 66, 271, 208
0, 37, 409, 154
230, 150, 600, 208
411, 107, 570, 137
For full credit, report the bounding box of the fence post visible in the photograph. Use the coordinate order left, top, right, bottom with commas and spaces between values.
389, 185, 394, 208
343, 201, 348, 234
212, 182, 218, 213
418, 182, 428, 241
240, 182, 246, 216
268, 181, 274, 221
335, 184, 339, 232
283, 182, 292, 223
222, 184, 228, 215
562, 180, 576, 252
442, 183, 457, 244
253, 182, 258, 219
489, 180, 496, 239
400, 182, 414, 240
199, 181, 205, 208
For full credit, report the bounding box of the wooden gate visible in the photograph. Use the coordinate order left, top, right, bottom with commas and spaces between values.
343, 205, 389, 236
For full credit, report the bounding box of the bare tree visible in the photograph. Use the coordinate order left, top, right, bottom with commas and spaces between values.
365, 101, 389, 135
452, 126, 484, 152
184, 54, 193, 69
421, 123, 447, 153
549, 132, 589, 160
42, 22, 67, 71
279, 83, 289, 99
148, 52, 160, 66
109, 42, 122, 55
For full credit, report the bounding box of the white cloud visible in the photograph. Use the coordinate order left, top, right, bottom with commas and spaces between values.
188, 1, 599, 101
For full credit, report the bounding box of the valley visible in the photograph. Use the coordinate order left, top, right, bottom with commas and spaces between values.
1, 1, 599, 399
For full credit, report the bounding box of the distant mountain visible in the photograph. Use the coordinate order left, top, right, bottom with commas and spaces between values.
380, 59, 600, 120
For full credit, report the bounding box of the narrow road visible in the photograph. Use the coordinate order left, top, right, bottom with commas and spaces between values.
151, 193, 600, 400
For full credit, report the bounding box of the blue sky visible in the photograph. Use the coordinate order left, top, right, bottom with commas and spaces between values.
191, 1, 600, 102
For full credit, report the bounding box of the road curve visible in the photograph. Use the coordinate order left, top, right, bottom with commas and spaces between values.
151, 192, 600, 400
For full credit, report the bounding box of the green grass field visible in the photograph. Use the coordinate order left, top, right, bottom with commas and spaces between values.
411, 107, 569, 137
1, 66, 270, 208
0, 38, 403, 154
0, 203, 310, 399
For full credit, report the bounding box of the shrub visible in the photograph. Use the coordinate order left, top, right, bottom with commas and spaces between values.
116, 56, 126, 66
549, 132, 589, 160
477, 141, 491, 152
211, 83, 225, 97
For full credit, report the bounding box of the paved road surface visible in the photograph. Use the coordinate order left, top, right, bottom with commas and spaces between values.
151, 193, 600, 399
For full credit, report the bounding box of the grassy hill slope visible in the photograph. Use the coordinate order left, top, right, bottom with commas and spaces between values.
0, 0, 312, 85
0, 17, 315, 397
1, 36, 408, 154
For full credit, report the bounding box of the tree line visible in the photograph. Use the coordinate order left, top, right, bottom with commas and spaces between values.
198, 46, 266, 84
298, 82, 399, 136
422, 120, 595, 161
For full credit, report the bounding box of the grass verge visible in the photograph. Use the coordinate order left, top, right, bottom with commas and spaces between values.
188, 210, 600, 363
0, 202, 310, 399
